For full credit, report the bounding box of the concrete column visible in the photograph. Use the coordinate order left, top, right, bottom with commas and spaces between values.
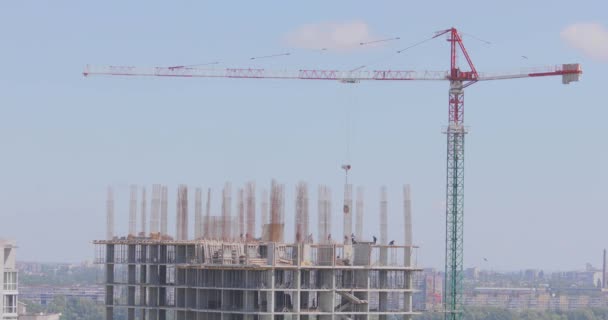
294, 269, 301, 313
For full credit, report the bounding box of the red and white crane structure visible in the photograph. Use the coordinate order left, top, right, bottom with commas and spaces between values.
84, 27, 582, 320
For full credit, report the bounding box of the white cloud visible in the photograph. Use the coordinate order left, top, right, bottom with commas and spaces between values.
561, 22, 608, 61
284, 21, 380, 51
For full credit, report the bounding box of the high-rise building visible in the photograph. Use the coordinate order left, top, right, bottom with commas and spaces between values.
413, 268, 443, 312
0, 240, 18, 320
95, 239, 419, 320
96, 183, 420, 320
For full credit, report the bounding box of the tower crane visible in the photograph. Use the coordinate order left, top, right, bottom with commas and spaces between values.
84, 27, 582, 320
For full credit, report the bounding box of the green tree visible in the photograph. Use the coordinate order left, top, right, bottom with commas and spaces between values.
27, 296, 104, 320
566, 310, 596, 320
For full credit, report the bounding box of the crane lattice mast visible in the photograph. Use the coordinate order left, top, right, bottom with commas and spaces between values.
83, 27, 581, 320
442, 28, 473, 320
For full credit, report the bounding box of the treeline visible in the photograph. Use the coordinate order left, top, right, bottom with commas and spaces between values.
415, 307, 608, 320
20, 265, 99, 286
24, 297, 105, 320
24, 300, 608, 320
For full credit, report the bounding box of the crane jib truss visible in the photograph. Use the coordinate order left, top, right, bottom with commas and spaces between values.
84, 64, 581, 83
83, 27, 582, 320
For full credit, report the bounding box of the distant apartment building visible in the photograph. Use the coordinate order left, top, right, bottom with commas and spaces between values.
1, 240, 18, 320
464, 287, 608, 311
19, 285, 104, 305
413, 268, 442, 311
464, 267, 479, 281
551, 270, 603, 288
523, 269, 542, 283
14, 263, 42, 277
17, 302, 61, 320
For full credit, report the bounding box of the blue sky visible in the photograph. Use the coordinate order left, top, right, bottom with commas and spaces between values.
0, 1, 606, 271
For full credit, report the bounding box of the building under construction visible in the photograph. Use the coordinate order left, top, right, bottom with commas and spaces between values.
95, 181, 419, 320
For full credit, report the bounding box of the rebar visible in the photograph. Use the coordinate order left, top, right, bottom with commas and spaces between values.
106, 186, 114, 240
260, 189, 269, 237
140, 187, 147, 237
245, 182, 256, 241
355, 186, 364, 241
380, 186, 388, 245
318, 185, 332, 244
343, 184, 353, 244
238, 188, 245, 241
176, 185, 188, 240
204, 188, 211, 239
128, 185, 137, 237
222, 182, 232, 241
151, 184, 161, 236
295, 182, 309, 243
195, 187, 203, 239
160, 185, 168, 237
404, 184, 412, 246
